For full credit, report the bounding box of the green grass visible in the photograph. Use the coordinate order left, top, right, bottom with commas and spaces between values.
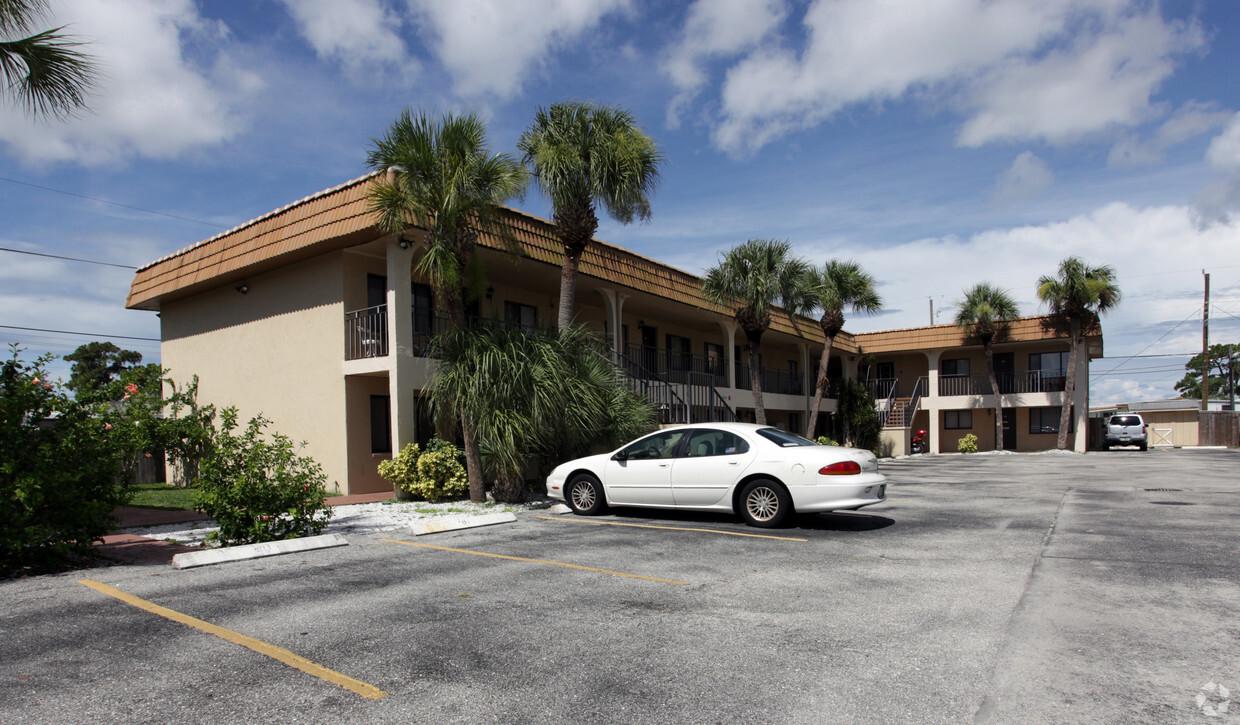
127, 482, 200, 511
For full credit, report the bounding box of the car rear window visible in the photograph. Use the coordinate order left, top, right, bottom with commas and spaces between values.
756, 428, 818, 447
1109, 415, 1142, 426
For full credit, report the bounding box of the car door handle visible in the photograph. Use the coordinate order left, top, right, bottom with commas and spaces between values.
728, 461, 739, 466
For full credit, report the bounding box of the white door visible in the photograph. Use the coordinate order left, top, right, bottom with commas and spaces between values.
602, 429, 687, 506
670, 429, 753, 506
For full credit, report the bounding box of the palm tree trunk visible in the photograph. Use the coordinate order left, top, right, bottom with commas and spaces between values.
806, 336, 835, 438
748, 342, 766, 426
460, 409, 486, 503
1058, 318, 1081, 450
557, 245, 583, 332
985, 341, 1004, 451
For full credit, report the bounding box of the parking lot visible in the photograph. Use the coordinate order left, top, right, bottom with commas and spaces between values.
2, 450, 1238, 724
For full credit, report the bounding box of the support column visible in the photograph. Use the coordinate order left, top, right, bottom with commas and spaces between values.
596, 288, 629, 361
925, 350, 943, 454
387, 236, 417, 456
717, 320, 738, 390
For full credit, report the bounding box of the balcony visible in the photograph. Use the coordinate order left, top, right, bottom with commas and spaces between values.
620, 343, 826, 397
936, 371, 1067, 397
345, 306, 561, 361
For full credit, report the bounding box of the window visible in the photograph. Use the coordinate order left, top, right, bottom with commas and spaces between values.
504, 301, 537, 331
756, 427, 817, 447
684, 429, 750, 457
944, 410, 972, 430
666, 333, 692, 371
618, 429, 688, 460
1030, 407, 1074, 434
370, 395, 392, 454
942, 358, 970, 377
704, 342, 724, 376
1029, 351, 1070, 375
367, 274, 387, 309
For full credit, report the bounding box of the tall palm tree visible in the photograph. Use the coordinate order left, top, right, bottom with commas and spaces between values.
955, 283, 1019, 451
518, 101, 662, 332
366, 109, 528, 501
1037, 256, 1121, 450
1, 0, 95, 119
804, 260, 882, 438
703, 239, 812, 426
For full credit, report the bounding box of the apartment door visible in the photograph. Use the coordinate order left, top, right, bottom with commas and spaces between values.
641, 324, 657, 375
1002, 408, 1017, 450
994, 352, 1014, 394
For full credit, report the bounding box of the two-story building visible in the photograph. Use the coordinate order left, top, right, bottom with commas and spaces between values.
126, 173, 1101, 495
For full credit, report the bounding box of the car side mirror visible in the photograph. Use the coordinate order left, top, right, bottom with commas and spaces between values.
612, 451, 628, 462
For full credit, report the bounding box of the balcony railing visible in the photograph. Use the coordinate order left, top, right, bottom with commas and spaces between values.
865, 378, 897, 400
345, 305, 388, 359
937, 371, 1067, 397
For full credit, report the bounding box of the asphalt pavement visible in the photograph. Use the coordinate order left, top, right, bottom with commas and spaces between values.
1, 449, 1236, 724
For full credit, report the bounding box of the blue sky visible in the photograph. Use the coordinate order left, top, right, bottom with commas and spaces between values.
3, 0, 1239, 404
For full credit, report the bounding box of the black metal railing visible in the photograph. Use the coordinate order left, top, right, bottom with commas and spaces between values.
865, 377, 897, 400
937, 371, 1067, 396
345, 305, 388, 359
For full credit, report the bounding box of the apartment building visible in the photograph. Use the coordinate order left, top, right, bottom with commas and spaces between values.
126, 174, 1101, 495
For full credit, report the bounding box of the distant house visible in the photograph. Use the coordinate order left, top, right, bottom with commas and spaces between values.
126, 174, 1103, 495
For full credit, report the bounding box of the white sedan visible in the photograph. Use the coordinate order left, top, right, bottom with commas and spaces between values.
545, 422, 887, 528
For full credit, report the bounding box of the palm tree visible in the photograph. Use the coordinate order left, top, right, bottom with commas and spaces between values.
518, 101, 662, 332
804, 260, 882, 438
703, 239, 812, 425
1037, 257, 1121, 450
366, 109, 528, 500
429, 324, 653, 503
1, 0, 95, 119
955, 283, 1019, 451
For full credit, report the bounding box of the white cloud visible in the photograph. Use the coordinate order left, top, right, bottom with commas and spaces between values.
0, 0, 258, 166
407, 0, 630, 99
1192, 112, 1240, 226
1108, 102, 1232, 168
993, 151, 1053, 203
663, 0, 787, 128
281, 0, 414, 77
700, 0, 1204, 156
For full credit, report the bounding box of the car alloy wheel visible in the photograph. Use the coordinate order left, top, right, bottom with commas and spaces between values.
567, 474, 606, 515
739, 479, 790, 528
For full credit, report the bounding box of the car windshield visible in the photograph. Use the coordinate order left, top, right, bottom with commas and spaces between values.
756, 427, 818, 447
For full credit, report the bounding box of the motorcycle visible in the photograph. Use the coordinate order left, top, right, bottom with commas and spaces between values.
910, 429, 928, 454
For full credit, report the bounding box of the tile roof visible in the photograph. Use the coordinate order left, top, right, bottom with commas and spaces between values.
853, 315, 1100, 353
125, 174, 818, 341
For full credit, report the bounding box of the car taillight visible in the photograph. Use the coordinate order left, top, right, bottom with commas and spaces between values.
819, 461, 861, 475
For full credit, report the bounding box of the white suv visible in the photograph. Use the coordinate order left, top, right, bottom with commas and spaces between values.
1105, 413, 1148, 451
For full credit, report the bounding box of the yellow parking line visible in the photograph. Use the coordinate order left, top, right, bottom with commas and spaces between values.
380, 539, 689, 586
534, 516, 809, 542
77, 579, 389, 700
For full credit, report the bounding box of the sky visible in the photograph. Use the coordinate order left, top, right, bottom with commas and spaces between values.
2, 0, 1239, 405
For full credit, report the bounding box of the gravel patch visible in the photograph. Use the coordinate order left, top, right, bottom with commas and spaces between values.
123, 496, 556, 546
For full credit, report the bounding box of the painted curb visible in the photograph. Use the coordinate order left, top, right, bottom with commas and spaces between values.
172, 533, 349, 569
409, 512, 517, 536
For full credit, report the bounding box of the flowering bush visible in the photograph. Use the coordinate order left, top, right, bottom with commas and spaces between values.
377, 438, 468, 501
815, 435, 840, 446
194, 407, 331, 546
958, 433, 979, 454
1, 347, 128, 575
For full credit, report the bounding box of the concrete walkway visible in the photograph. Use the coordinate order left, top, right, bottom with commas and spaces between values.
94, 490, 398, 566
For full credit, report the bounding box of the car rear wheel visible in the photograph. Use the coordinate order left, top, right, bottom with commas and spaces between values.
566, 473, 606, 515
739, 479, 791, 528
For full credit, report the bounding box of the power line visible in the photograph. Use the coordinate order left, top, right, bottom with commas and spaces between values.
0, 324, 159, 342
0, 175, 224, 229
0, 246, 137, 270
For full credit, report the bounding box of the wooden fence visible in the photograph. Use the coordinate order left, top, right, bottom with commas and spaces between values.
1198, 411, 1240, 447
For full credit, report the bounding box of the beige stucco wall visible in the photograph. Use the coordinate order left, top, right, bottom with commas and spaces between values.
160, 251, 353, 493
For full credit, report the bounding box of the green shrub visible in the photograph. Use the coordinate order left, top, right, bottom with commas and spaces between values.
815, 435, 840, 446
958, 433, 979, 454
194, 408, 331, 546
1, 347, 128, 576
377, 438, 468, 502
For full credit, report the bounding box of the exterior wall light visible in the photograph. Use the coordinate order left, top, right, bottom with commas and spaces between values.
236, 284, 248, 294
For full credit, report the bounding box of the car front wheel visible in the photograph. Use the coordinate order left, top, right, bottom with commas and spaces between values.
566, 473, 607, 515
738, 479, 791, 528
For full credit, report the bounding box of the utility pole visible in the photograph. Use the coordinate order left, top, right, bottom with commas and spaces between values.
1202, 271, 1210, 412
929, 297, 934, 326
